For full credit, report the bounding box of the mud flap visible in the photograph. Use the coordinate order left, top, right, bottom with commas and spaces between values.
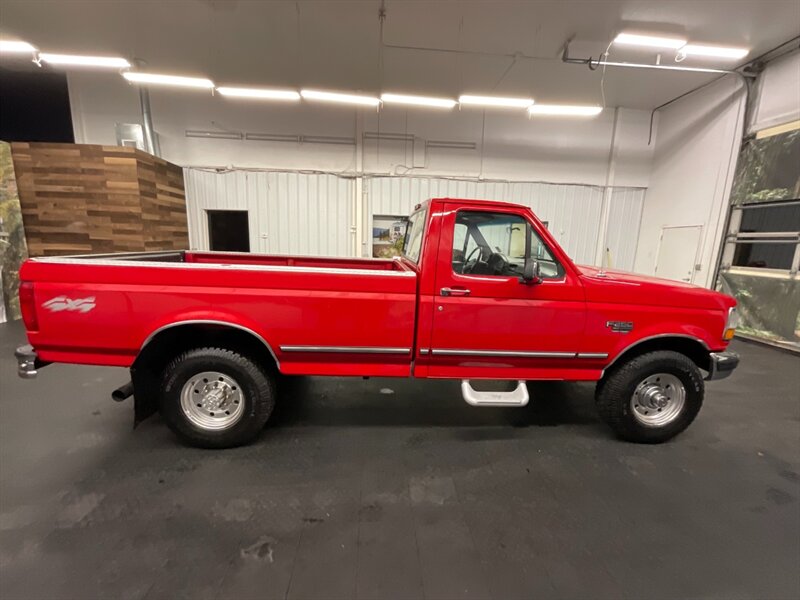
131, 366, 159, 427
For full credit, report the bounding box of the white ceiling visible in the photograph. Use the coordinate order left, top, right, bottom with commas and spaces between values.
1, 0, 798, 109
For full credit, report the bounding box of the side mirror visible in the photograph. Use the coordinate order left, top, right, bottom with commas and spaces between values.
520, 260, 542, 285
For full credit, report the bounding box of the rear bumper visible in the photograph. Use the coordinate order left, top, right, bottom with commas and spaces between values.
15, 345, 47, 379
706, 351, 740, 381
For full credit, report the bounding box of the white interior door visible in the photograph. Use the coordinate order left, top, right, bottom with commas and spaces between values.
655, 225, 702, 283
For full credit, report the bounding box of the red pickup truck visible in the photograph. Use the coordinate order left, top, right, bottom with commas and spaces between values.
15, 197, 740, 448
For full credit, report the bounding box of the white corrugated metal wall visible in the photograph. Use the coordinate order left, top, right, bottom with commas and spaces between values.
366, 176, 644, 268
185, 169, 353, 256
184, 169, 645, 270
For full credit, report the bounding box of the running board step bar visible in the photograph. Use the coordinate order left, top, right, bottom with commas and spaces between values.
461, 380, 529, 407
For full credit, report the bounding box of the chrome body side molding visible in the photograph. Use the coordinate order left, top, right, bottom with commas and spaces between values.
279, 345, 411, 355
431, 349, 577, 358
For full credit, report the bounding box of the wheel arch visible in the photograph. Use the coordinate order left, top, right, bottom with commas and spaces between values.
134, 319, 280, 373
130, 320, 280, 425
603, 334, 711, 377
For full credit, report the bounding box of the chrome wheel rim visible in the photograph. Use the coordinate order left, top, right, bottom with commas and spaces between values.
631, 373, 686, 428
180, 371, 245, 431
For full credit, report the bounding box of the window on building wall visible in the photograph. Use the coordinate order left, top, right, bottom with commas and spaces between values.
718, 123, 800, 350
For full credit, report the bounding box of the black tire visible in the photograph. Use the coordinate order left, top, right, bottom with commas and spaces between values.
595, 350, 704, 443
159, 347, 275, 448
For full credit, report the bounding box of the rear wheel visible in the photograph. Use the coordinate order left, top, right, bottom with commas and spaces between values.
159, 347, 275, 448
596, 350, 704, 443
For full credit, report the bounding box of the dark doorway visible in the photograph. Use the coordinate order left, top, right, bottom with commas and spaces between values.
207, 210, 250, 252
0, 66, 74, 143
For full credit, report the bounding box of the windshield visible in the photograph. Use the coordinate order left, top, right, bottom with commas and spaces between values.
402, 207, 427, 263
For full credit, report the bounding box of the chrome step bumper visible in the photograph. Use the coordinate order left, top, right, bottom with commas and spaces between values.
15, 345, 45, 379
706, 351, 740, 381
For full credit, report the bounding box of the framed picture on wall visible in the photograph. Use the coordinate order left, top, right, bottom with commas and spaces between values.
372, 215, 408, 258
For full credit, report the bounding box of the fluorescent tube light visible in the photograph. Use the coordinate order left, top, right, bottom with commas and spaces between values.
185, 130, 242, 140
40, 53, 130, 68
594, 60, 732, 74
679, 44, 749, 59
613, 32, 687, 50
217, 87, 300, 100
246, 133, 301, 143
302, 135, 356, 145
0, 40, 37, 53
426, 140, 477, 150
528, 104, 603, 116
301, 89, 380, 106
364, 131, 415, 142
459, 95, 534, 109
381, 93, 457, 108
123, 72, 214, 88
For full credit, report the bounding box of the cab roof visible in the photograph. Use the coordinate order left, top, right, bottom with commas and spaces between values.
415, 197, 529, 212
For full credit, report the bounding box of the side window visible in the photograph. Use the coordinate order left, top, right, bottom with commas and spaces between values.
451, 210, 563, 279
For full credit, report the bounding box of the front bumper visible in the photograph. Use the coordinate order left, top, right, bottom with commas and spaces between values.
15, 345, 47, 379
706, 351, 740, 381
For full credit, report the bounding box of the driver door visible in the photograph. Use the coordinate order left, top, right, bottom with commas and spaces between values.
426, 204, 586, 379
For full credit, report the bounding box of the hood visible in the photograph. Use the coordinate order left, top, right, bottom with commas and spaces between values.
576, 264, 735, 311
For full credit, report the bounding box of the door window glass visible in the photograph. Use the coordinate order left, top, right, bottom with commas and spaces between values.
452, 211, 563, 279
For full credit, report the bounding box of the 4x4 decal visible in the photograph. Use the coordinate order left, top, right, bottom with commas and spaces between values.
42, 296, 96, 314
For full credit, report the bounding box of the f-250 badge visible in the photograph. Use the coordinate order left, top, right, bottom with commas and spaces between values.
42, 296, 96, 314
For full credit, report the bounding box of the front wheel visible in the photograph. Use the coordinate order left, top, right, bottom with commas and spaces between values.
595, 350, 704, 443
159, 347, 275, 448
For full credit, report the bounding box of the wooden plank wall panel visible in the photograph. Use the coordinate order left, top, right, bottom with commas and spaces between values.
10, 142, 187, 256
137, 153, 189, 251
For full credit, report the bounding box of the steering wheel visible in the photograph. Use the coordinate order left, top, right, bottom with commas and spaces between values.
464, 245, 483, 265
487, 250, 510, 275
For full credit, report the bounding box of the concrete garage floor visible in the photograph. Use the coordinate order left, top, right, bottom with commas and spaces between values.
1, 320, 799, 600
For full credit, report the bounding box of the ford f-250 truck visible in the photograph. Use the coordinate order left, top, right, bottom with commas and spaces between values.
15, 197, 740, 448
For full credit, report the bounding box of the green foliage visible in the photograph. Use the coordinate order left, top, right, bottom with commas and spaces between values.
0, 142, 28, 321
730, 129, 800, 205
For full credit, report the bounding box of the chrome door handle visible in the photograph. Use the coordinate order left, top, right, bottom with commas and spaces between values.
440, 287, 470, 297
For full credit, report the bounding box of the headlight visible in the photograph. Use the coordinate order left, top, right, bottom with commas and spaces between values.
723, 307, 739, 341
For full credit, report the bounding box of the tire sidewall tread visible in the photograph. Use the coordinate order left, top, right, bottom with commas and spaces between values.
160, 347, 275, 449
596, 350, 704, 444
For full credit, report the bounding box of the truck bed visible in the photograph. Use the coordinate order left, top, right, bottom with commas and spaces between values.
21, 251, 419, 377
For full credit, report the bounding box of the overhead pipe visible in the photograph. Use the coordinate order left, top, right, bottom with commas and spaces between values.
133, 58, 161, 156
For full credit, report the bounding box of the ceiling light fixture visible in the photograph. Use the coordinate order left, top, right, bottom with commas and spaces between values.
593, 60, 732, 74
185, 130, 243, 140
679, 44, 749, 59
613, 32, 687, 50
528, 104, 603, 116
39, 53, 131, 68
217, 87, 300, 100
0, 40, 37, 53
123, 72, 215, 88
300, 89, 380, 106
459, 95, 534, 108
381, 93, 457, 108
